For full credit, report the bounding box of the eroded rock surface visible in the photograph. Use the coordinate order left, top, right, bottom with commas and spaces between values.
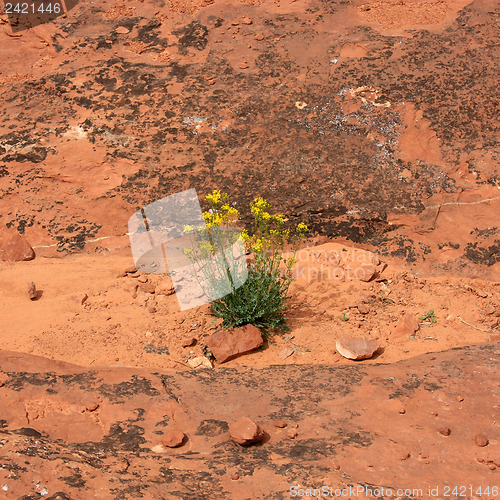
0, 0, 498, 279
0, 344, 498, 498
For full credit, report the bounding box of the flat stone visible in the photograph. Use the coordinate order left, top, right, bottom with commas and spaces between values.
205, 324, 263, 363
336, 336, 380, 360
155, 282, 175, 296
139, 283, 156, 294
355, 265, 377, 282
393, 312, 420, 338
279, 347, 294, 360
187, 356, 213, 369
1, 233, 35, 262
229, 417, 265, 446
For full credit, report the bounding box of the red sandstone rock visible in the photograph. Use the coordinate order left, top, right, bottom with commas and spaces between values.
438, 427, 451, 436
155, 282, 175, 296
1, 233, 35, 262
229, 417, 265, 446
355, 265, 377, 282
336, 336, 380, 360
181, 336, 196, 348
287, 428, 298, 439
475, 434, 489, 447
27, 282, 37, 300
161, 429, 186, 448
279, 347, 294, 360
357, 303, 370, 314
139, 283, 156, 294
274, 420, 287, 428
205, 325, 263, 363
393, 313, 420, 338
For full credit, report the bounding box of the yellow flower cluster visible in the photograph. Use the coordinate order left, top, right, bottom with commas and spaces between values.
205, 189, 229, 208
296, 222, 308, 233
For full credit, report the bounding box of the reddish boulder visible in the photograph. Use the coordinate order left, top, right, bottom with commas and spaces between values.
229, 417, 265, 446
205, 324, 263, 363
393, 312, 420, 338
1, 232, 35, 261
161, 429, 186, 448
336, 336, 380, 360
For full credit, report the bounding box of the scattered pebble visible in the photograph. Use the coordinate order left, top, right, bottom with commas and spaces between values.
286, 428, 298, 439
273, 420, 287, 428
254, 33, 265, 41
239, 62, 249, 69
438, 427, 451, 436
241, 17, 253, 25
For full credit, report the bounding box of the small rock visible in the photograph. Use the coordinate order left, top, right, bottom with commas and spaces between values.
355, 265, 377, 282
241, 16, 253, 24
254, 33, 265, 41
187, 356, 213, 369
336, 336, 380, 360
399, 408, 406, 415
27, 282, 38, 300
137, 276, 148, 283
484, 304, 496, 315
457, 396, 464, 402
1, 232, 35, 261
287, 428, 298, 439
140, 283, 156, 294
274, 420, 287, 428
475, 434, 489, 447
115, 26, 130, 34
393, 312, 420, 338
181, 337, 196, 348
148, 306, 157, 314
231, 20, 239, 26
155, 282, 175, 296
161, 429, 186, 448
86, 402, 99, 412
438, 427, 451, 436
124, 266, 137, 274
231, 474, 240, 480
229, 417, 265, 446
279, 347, 294, 360
400, 452, 411, 461
205, 324, 263, 363
239, 62, 249, 69
357, 303, 369, 314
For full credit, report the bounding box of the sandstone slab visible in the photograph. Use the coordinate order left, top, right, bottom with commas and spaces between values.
205, 324, 263, 363
336, 336, 380, 360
